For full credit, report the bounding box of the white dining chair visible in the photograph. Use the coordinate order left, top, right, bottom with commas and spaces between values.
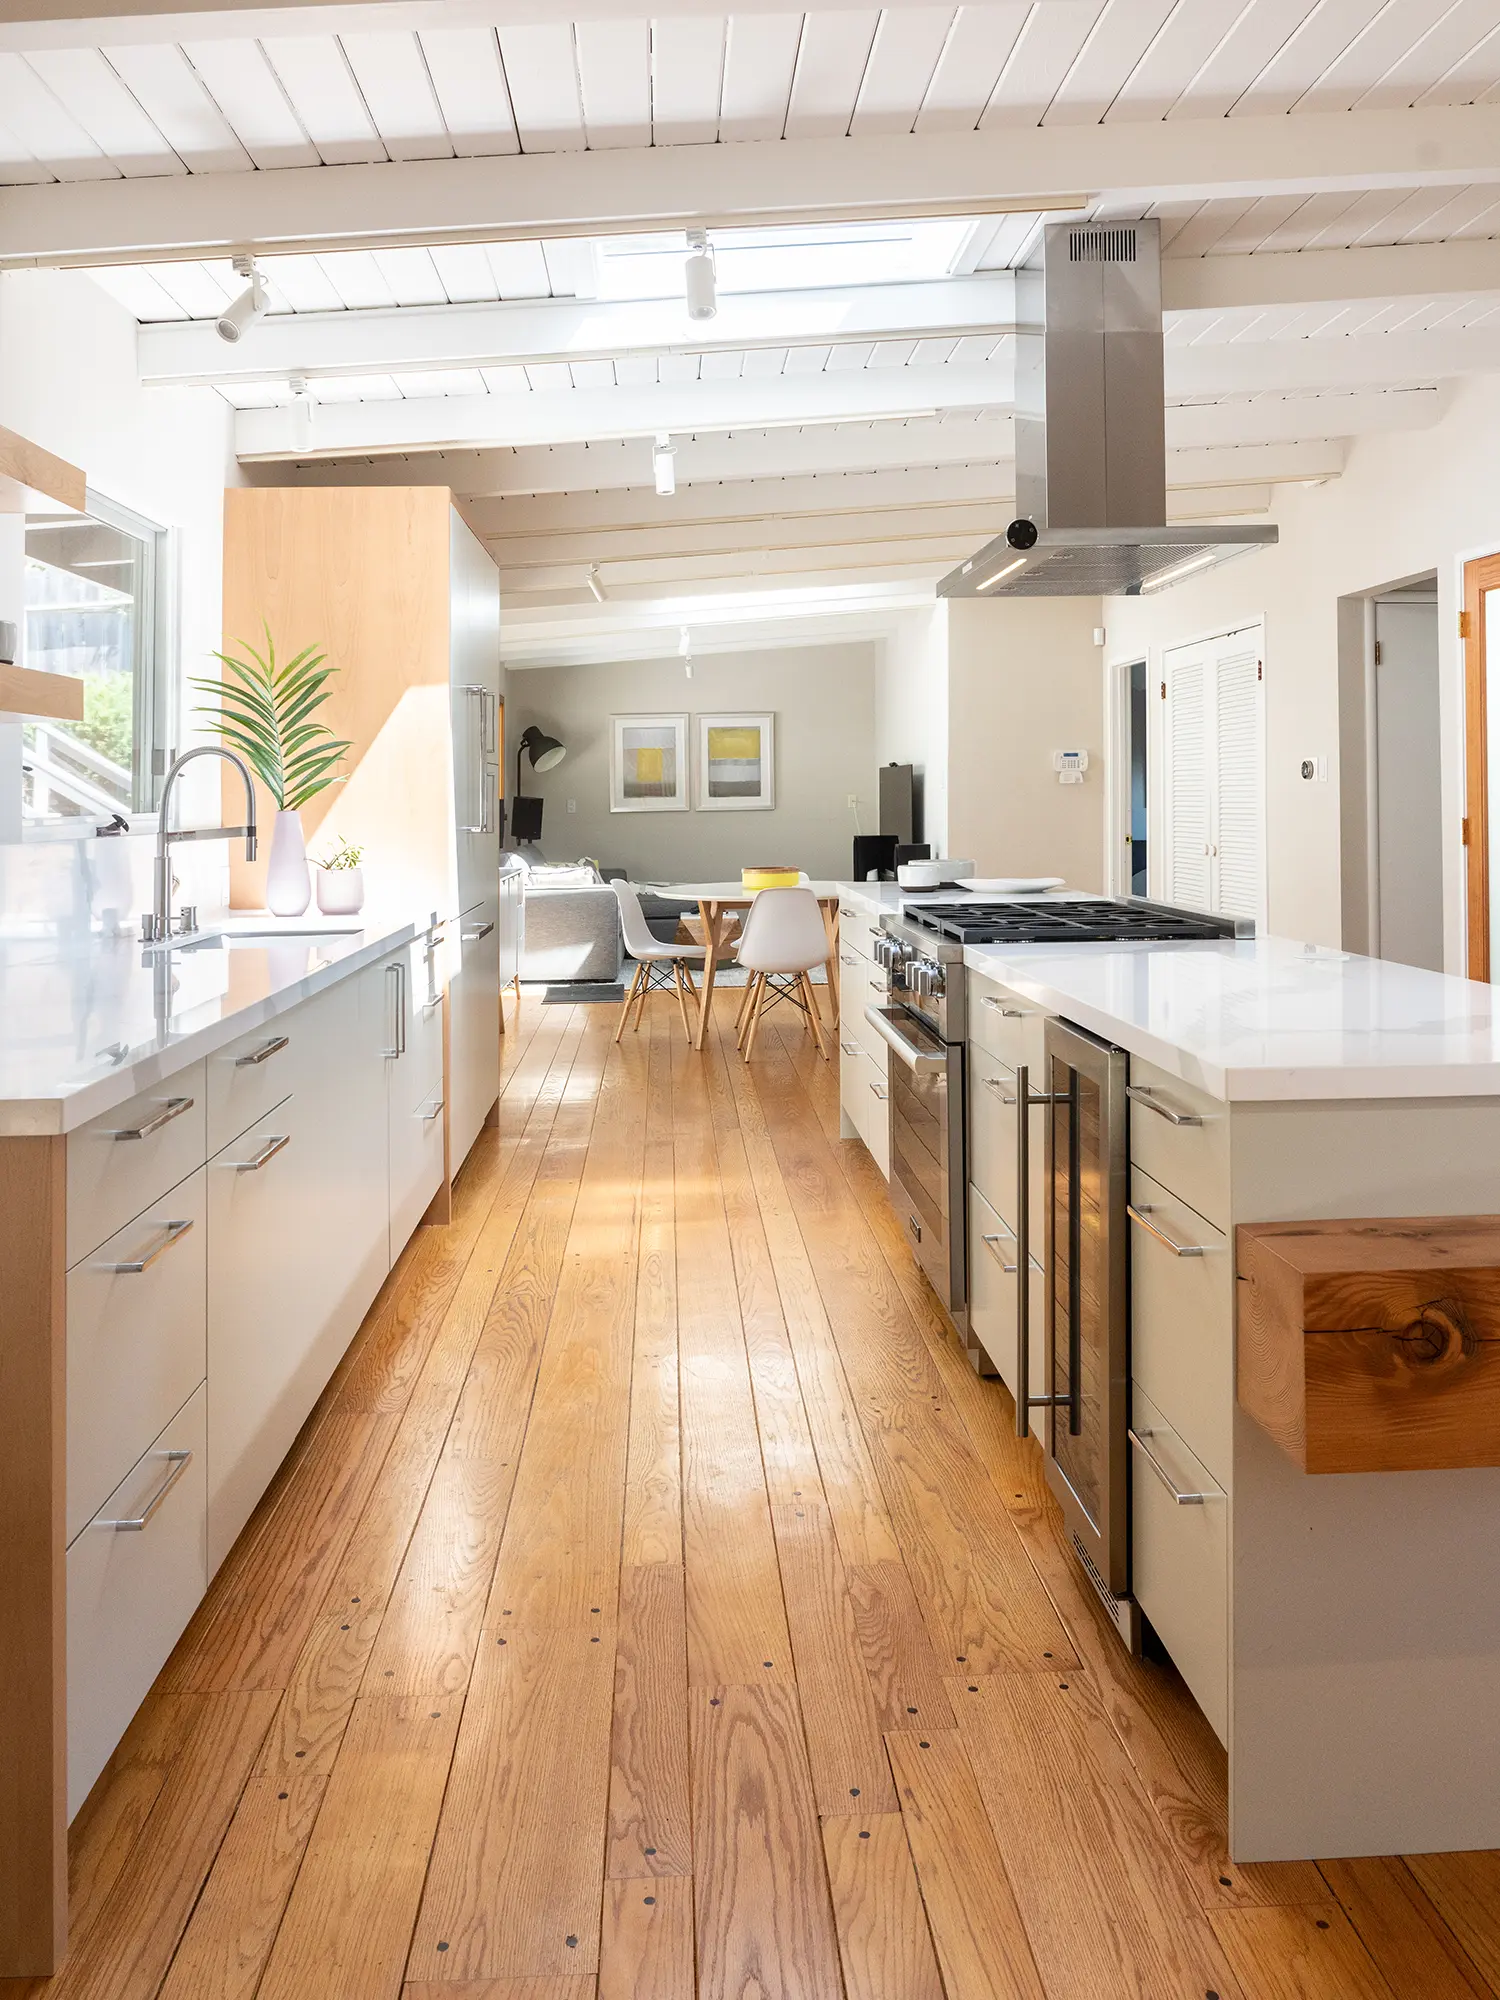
733, 886, 831, 1062
612, 880, 708, 1044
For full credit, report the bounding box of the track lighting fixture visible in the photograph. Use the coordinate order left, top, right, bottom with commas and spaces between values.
653, 433, 676, 497
684, 229, 717, 321
679, 626, 693, 679
217, 256, 269, 344
586, 564, 607, 603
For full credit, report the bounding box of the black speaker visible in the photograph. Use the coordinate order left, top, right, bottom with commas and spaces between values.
511, 794, 544, 842
894, 843, 931, 867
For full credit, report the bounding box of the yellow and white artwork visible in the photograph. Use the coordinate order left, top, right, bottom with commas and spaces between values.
698, 713, 775, 810
610, 713, 689, 812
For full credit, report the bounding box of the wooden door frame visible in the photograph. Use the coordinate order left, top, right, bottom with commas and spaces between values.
1463, 553, 1500, 982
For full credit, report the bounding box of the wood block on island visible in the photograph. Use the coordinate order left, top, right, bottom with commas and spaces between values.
1236, 1216, 1500, 1473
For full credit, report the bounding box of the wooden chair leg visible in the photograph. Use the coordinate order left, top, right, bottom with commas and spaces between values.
616, 963, 643, 1044
802, 973, 829, 1059
736, 972, 758, 1050
632, 962, 653, 1032
742, 973, 771, 1061
671, 959, 694, 1042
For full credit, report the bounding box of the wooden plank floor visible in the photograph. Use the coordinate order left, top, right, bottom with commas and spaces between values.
12, 992, 1500, 2000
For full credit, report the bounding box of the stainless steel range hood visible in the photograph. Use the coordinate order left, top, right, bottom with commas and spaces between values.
939, 219, 1277, 598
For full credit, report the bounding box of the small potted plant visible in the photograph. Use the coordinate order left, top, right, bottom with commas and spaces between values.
315, 836, 365, 916
193, 626, 351, 917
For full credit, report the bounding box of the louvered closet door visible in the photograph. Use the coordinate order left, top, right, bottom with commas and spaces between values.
1165, 647, 1211, 910
1212, 641, 1265, 922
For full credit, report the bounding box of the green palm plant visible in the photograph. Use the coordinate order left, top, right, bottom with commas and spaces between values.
192, 625, 352, 811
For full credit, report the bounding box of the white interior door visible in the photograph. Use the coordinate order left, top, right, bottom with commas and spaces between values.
1374, 597, 1443, 972
1163, 626, 1265, 924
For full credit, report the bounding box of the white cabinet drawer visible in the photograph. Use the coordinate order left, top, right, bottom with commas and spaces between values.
1128, 1165, 1232, 1484
968, 973, 1049, 1072
839, 1038, 889, 1177
388, 940, 446, 1256
67, 1167, 207, 1543
68, 1382, 207, 1818
1130, 1381, 1227, 1745
968, 1182, 1044, 1402
1127, 1054, 1228, 1231
66, 1061, 207, 1268
968, 1043, 1017, 1220
206, 1012, 304, 1155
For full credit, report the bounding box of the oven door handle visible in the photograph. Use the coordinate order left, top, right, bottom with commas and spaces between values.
1016, 1060, 1075, 1441
862, 1005, 947, 1075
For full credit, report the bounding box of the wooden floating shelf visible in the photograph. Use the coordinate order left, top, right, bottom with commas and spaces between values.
1237, 1215, 1500, 1474
0, 661, 83, 723
0, 424, 85, 518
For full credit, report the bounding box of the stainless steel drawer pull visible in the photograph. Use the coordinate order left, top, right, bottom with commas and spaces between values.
1126, 1084, 1203, 1127
463, 921, 496, 944
106, 1217, 194, 1274
421, 1096, 446, 1123
227, 1132, 291, 1173
101, 1449, 193, 1531
1127, 1203, 1206, 1258
1129, 1427, 1209, 1506
982, 1073, 1017, 1104
110, 1095, 194, 1141
980, 995, 1032, 1018
981, 1231, 1018, 1274
840, 1039, 861, 1056
235, 1034, 290, 1068
869, 1082, 888, 1101
840, 952, 859, 965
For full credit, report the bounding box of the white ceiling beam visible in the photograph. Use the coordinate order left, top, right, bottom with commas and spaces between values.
5, 106, 1499, 268
1161, 240, 1500, 315
138, 275, 1021, 386
1165, 389, 1447, 450
234, 329, 1471, 462
233, 359, 1015, 459
0, 0, 942, 52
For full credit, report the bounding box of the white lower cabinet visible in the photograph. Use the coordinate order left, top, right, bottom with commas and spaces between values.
967, 1182, 1044, 1398
384, 938, 446, 1255
1130, 1380, 1228, 1744
450, 896, 500, 1173
68, 1382, 207, 1817
206, 1094, 318, 1570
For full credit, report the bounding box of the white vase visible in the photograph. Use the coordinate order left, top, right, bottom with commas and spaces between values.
265, 808, 312, 917
316, 864, 365, 916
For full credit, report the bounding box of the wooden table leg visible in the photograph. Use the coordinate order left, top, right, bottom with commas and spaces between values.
821, 899, 841, 1028
694, 901, 723, 1050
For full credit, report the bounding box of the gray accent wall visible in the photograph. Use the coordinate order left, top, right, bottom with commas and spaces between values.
506, 642, 877, 880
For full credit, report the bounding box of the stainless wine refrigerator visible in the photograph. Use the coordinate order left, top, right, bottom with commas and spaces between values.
1039, 1017, 1134, 1630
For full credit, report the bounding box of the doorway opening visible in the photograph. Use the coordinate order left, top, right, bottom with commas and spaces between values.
1337, 572, 1442, 971
1110, 658, 1149, 897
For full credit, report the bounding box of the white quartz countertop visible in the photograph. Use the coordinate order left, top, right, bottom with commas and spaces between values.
0, 913, 417, 1136
963, 935, 1500, 1101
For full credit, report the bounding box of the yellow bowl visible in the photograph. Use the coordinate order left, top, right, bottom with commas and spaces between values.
741, 866, 800, 890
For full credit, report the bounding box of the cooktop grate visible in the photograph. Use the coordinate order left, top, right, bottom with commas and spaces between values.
904, 899, 1243, 946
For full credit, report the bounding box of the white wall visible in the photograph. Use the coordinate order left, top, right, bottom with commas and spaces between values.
945, 596, 1106, 889
508, 641, 876, 879
0, 268, 240, 833
1105, 377, 1500, 958
878, 604, 949, 852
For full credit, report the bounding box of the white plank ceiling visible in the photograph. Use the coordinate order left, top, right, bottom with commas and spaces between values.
3, 2, 1500, 187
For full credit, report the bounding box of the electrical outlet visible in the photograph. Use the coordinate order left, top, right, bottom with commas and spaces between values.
566, 798, 577, 814
847, 794, 858, 810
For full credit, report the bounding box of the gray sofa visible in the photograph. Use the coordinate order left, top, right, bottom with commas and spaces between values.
518, 879, 623, 983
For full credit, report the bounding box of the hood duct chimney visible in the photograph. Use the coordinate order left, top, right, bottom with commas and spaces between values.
941, 219, 1277, 597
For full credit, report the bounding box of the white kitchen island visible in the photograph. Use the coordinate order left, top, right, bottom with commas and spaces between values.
0, 912, 492, 1974
962, 932, 1500, 1865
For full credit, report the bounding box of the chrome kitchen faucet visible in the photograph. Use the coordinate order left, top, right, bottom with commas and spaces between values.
143, 746, 258, 943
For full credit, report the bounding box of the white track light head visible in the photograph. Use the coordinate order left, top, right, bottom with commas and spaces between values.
684, 230, 716, 322
652, 433, 676, 497
217, 261, 268, 344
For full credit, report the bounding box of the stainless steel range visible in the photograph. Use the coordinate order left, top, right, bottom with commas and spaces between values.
864, 892, 1250, 1348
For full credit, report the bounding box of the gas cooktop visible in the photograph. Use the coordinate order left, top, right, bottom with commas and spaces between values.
902, 897, 1249, 947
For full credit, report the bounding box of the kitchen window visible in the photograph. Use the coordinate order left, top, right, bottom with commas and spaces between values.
21, 493, 171, 827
